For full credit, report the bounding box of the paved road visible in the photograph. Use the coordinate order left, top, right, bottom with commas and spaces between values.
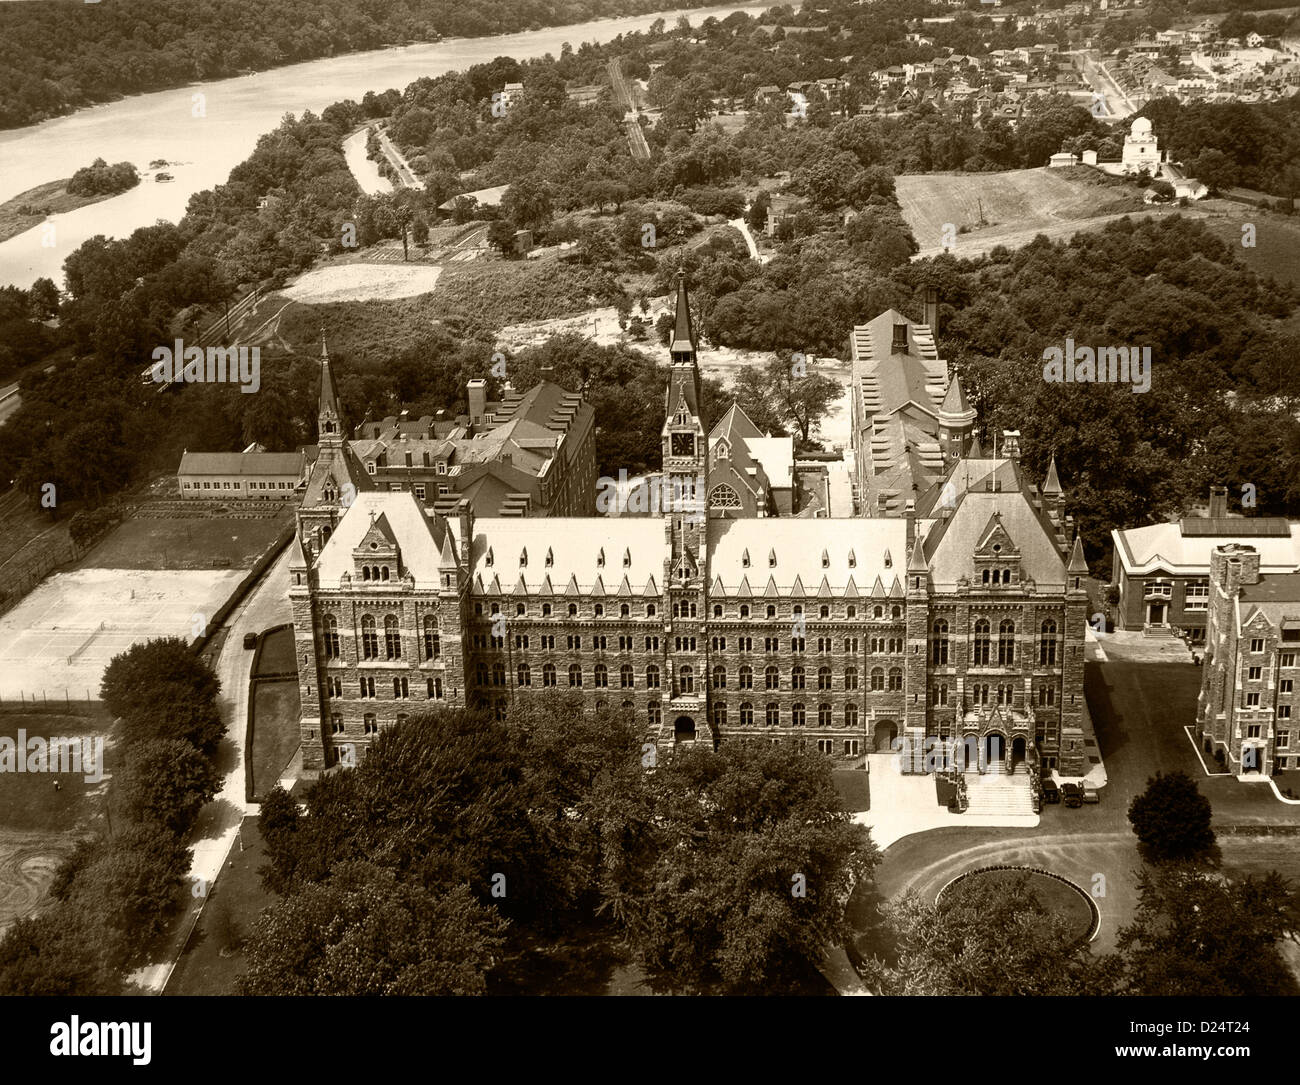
138, 545, 295, 993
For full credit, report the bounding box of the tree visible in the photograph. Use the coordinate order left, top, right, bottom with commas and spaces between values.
863, 873, 1096, 995
602, 742, 876, 994
1099, 866, 1299, 995
117, 738, 221, 836
1127, 770, 1215, 862
240, 863, 508, 995
501, 178, 553, 233
100, 638, 225, 755
28, 277, 59, 320
487, 219, 518, 257
733, 354, 843, 448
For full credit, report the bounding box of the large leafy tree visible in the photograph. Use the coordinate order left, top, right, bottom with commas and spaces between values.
602, 742, 876, 994
1127, 770, 1215, 863
117, 738, 222, 836
100, 637, 225, 755
863, 873, 1097, 996
1099, 866, 1299, 995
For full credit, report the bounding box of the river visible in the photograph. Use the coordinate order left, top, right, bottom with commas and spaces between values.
0, 3, 773, 289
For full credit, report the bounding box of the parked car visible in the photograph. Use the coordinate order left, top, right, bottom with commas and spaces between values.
1082, 784, 1100, 804
1061, 783, 1083, 808
243, 631, 259, 649
1041, 778, 1060, 804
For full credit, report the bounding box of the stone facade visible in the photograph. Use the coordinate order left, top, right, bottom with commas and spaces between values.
291, 281, 1089, 777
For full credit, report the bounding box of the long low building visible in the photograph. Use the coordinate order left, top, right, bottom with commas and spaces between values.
178, 450, 305, 499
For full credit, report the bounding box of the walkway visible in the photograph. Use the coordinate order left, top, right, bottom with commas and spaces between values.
131, 546, 295, 992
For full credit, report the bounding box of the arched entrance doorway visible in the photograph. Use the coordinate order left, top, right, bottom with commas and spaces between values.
983, 732, 1005, 772
1010, 736, 1027, 770
673, 716, 696, 746
874, 721, 898, 752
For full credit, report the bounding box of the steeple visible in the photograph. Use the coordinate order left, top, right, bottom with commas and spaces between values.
318, 328, 342, 447
669, 273, 696, 365
1042, 454, 1063, 496
1067, 531, 1088, 575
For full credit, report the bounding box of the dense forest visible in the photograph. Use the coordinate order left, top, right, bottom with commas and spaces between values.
0, 0, 742, 129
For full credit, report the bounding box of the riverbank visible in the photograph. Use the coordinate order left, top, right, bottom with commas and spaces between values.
0, 178, 139, 245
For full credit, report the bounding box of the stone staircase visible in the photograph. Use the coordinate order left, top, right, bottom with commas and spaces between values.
963, 762, 1035, 816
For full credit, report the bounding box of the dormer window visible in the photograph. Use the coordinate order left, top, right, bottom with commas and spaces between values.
597, 548, 605, 567
485, 547, 494, 567
545, 548, 554, 567
884, 550, 892, 569
436, 461, 447, 475
623, 548, 631, 567
768, 549, 777, 568
742, 549, 750, 568
848, 550, 856, 568
520, 548, 528, 567
821, 550, 829, 568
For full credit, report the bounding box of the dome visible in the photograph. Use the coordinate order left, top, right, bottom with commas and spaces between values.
1130, 117, 1153, 136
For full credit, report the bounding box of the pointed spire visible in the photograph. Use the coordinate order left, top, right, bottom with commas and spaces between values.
908, 536, 928, 573
669, 273, 696, 359
1043, 454, 1063, 496
1068, 531, 1088, 574
969, 433, 984, 458
939, 372, 972, 418
318, 326, 341, 437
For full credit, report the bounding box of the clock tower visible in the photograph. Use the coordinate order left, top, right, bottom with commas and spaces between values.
661, 275, 711, 749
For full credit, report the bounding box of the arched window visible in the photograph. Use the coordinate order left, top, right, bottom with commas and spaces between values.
517, 663, 531, 686
679, 665, 694, 694
819, 703, 832, 726
713, 604, 723, 618
891, 605, 902, 619
712, 665, 727, 689
709, 484, 742, 509
646, 664, 660, 689
423, 615, 439, 660
931, 618, 948, 665
361, 566, 371, 582
516, 603, 526, 616
847, 605, 857, 618
873, 605, 884, 619
766, 605, 777, 619
973, 619, 990, 666
360, 615, 378, 659
870, 667, 885, 691
384, 615, 401, 659
792, 665, 805, 690
568, 664, 583, 687
620, 663, 634, 688
542, 663, 556, 687
322, 614, 340, 659
380, 566, 390, 581
818, 666, 832, 690
1038, 685, 1056, 706
819, 605, 830, 619
1040, 619, 1058, 666
739, 702, 754, 726
845, 666, 859, 690
646, 604, 657, 618
739, 665, 753, 689
765, 666, 779, 690
568, 603, 578, 617
888, 667, 903, 691
998, 620, 1016, 665
740, 604, 750, 618
791, 703, 806, 726
766, 702, 780, 726
620, 604, 630, 618
594, 663, 608, 688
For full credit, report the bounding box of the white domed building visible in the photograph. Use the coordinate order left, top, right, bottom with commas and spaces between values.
1121, 116, 1163, 175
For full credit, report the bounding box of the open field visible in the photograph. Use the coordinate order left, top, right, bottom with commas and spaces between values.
0, 567, 245, 700
1197, 203, 1300, 287
249, 680, 300, 802
281, 262, 443, 303
0, 704, 115, 934
77, 512, 291, 571
898, 166, 1144, 256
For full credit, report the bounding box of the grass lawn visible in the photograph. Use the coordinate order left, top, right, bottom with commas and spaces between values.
253, 625, 296, 677
164, 817, 275, 996
833, 768, 869, 813
78, 514, 291, 571
0, 705, 115, 832
1198, 205, 1300, 287
249, 680, 300, 802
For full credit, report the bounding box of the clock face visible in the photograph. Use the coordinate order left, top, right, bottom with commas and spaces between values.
671, 432, 694, 457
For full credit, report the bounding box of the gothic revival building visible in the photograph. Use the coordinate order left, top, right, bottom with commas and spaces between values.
1197, 543, 1300, 775
290, 281, 1089, 778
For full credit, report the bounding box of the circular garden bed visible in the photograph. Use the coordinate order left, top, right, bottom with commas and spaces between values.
937, 865, 1100, 946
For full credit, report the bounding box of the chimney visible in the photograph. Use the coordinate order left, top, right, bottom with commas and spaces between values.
1208, 484, 1228, 519
457, 498, 474, 564
891, 323, 909, 354
923, 286, 939, 338
1001, 430, 1020, 460
467, 378, 488, 422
